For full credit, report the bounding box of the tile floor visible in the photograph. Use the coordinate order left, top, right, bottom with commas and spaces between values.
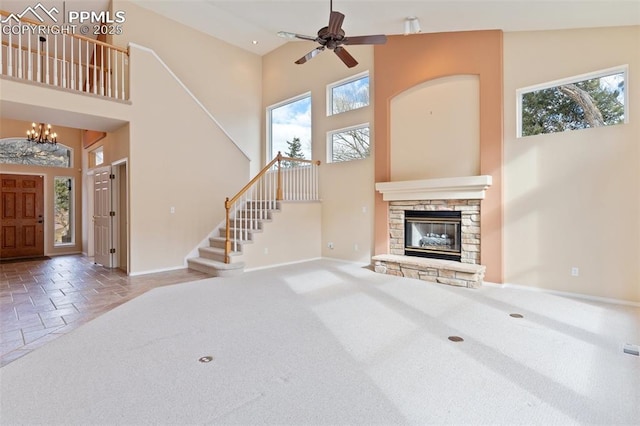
0, 255, 210, 367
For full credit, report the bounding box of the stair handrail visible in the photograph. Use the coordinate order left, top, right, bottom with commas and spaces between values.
224, 152, 321, 263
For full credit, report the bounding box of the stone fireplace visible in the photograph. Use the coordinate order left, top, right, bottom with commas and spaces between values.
373, 176, 491, 288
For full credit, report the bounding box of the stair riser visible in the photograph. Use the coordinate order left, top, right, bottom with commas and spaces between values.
198, 249, 226, 263
226, 221, 264, 231
219, 229, 256, 240
235, 212, 272, 220
187, 260, 243, 277
244, 201, 280, 209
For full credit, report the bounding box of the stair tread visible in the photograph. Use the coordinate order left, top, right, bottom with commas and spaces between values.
199, 246, 241, 256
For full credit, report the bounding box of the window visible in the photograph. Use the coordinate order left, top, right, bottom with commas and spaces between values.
0, 138, 72, 167
90, 146, 104, 167
267, 93, 312, 162
54, 177, 74, 246
517, 66, 627, 137
328, 124, 370, 163
328, 72, 369, 115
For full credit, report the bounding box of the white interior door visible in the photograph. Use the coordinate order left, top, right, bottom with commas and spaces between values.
94, 166, 113, 267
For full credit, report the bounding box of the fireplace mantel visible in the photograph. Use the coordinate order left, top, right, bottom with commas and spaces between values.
375, 175, 492, 201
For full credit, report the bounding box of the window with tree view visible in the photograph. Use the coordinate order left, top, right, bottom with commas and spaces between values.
0, 138, 72, 167
329, 124, 370, 163
518, 67, 626, 137
329, 72, 369, 115
268, 94, 311, 162
54, 177, 73, 246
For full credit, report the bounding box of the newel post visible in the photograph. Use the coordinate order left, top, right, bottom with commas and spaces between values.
276, 151, 283, 200
224, 197, 231, 263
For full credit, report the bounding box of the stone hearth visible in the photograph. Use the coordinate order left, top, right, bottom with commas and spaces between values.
374, 176, 492, 288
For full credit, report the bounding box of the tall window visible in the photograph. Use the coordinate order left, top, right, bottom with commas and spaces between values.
267, 94, 312, 161
517, 66, 627, 137
54, 177, 73, 246
328, 124, 370, 163
328, 72, 369, 115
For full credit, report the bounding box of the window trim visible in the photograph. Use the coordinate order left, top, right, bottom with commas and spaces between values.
327, 122, 370, 164
516, 65, 628, 138
266, 91, 312, 163
327, 71, 370, 116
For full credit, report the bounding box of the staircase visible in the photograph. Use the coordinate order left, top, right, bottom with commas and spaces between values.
187, 152, 321, 277
187, 201, 281, 276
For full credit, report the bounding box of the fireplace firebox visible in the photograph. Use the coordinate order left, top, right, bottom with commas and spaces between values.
405, 210, 462, 261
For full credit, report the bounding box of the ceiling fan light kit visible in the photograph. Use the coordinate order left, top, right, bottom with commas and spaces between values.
278, 0, 387, 68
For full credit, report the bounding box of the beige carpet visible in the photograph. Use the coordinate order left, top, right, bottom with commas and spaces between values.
1, 259, 638, 424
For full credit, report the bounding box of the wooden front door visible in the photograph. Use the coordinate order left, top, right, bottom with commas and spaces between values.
1, 174, 45, 259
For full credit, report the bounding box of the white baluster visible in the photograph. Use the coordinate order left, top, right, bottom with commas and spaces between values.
53, 36, 58, 85
113, 50, 119, 99
107, 47, 112, 97
121, 51, 125, 99
61, 34, 66, 87
85, 39, 90, 93
100, 45, 104, 95
45, 37, 49, 84
8, 31, 13, 77
17, 31, 22, 78
92, 43, 97, 94
70, 37, 75, 89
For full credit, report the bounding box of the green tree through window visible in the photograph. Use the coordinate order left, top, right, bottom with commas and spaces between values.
521, 71, 625, 137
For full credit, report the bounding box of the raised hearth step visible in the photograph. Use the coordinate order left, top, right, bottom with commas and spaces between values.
372, 254, 485, 288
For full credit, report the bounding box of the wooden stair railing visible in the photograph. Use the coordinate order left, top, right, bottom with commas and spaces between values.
224, 152, 321, 263
0, 9, 129, 100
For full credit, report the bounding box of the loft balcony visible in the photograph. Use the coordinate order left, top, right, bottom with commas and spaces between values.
1, 9, 129, 102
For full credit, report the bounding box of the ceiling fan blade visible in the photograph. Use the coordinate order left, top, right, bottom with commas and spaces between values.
343, 34, 388, 45
295, 47, 325, 65
334, 46, 358, 68
327, 11, 345, 35
277, 31, 317, 41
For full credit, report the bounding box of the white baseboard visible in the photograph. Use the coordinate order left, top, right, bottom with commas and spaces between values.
128, 265, 187, 277
483, 281, 640, 308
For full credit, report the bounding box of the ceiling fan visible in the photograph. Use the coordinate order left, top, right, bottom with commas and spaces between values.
277, 0, 387, 68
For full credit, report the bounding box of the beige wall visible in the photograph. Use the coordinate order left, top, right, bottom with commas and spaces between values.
242, 202, 322, 269
503, 26, 640, 302
113, 0, 262, 173
127, 46, 250, 273
390, 75, 480, 181
1, 118, 83, 256
262, 42, 375, 263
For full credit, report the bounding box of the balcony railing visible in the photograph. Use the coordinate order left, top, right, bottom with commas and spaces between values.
0, 10, 129, 100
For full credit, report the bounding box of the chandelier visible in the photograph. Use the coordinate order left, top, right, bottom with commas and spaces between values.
26, 122, 57, 144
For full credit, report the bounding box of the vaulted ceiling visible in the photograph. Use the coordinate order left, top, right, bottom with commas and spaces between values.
131, 0, 640, 55
1, 0, 638, 56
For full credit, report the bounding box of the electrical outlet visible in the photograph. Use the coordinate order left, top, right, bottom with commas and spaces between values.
571, 267, 579, 277
328, 242, 334, 249
354, 243, 359, 252
264, 247, 269, 255
170, 206, 175, 214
